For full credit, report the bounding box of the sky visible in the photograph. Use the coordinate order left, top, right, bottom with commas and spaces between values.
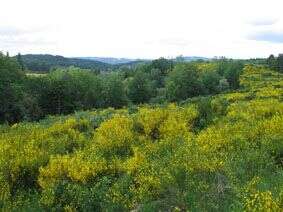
1, 0, 283, 59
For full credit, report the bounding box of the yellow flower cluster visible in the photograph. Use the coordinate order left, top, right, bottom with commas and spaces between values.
135, 104, 198, 140
245, 191, 280, 212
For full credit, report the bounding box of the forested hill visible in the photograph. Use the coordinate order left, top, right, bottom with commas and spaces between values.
17, 54, 114, 72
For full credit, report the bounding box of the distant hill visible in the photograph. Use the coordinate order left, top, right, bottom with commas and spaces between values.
174, 56, 210, 62
75, 57, 148, 65
182, 56, 210, 61
76, 56, 209, 64
18, 54, 210, 72
18, 54, 113, 72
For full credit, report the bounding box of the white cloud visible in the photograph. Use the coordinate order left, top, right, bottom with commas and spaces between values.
1, 0, 283, 58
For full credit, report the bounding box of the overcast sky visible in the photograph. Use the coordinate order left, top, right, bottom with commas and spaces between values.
1, 0, 283, 59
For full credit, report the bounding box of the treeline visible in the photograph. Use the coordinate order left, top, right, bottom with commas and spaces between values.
267, 54, 283, 72
1, 52, 245, 124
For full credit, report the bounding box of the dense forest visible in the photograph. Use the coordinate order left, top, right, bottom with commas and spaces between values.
0, 52, 283, 211
1, 53, 245, 124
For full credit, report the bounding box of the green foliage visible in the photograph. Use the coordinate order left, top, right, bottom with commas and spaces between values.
267, 54, 278, 71
200, 70, 222, 94
16, 53, 25, 71
1, 53, 244, 123
0, 52, 26, 123
127, 71, 153, 104
102, 73, 128, 108
278, 54, 283, 73
42, 68, 105, 114
216, 59, 244, 89
165, 63, 203, 101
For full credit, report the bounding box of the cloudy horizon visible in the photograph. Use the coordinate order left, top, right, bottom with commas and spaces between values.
1, 0, 283, 59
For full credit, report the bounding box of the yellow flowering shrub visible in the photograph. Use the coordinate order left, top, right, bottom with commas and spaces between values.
159, 104, 197, 139
224, 92, 251, 103
227, 99, 283, 121
135, 104, 198, 140
93, 114, 134, 158
244, 177, 281, 212
245, 191, 280, 212
197, 63, 217, 73
256, 86, 283, 99
0, 117, 90, 203
124, 143, 178, 202
38, 153, 107, 189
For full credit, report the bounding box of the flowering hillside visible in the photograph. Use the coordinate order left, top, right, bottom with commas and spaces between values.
0, 65, 282, 211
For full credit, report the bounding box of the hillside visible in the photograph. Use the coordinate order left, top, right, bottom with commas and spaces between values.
18, 54, 114, 72
1, 65, 282, 211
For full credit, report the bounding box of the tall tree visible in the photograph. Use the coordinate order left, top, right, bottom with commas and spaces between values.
165, 64, 203, 101
17, 53, 25, 71
267, 54, 278, 71
277, 54, 283, 72
127, 71, 153, 104
217, 60, 243, 89
102, 73, 128, 108
0, 52, 25, 123
200, 71, 221, 94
